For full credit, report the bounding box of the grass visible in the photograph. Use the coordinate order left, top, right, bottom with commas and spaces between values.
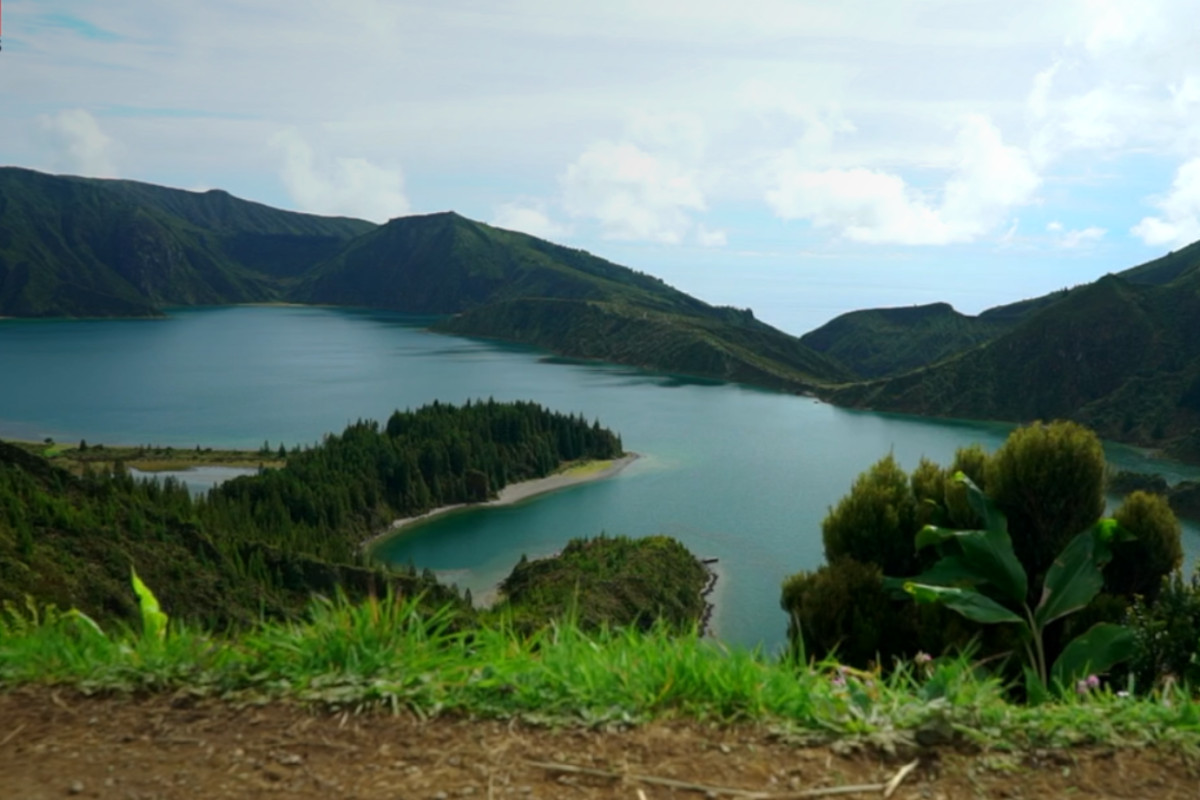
557, 458, 615, 478
3, 439, 284, 474
3, 591, 1200, 750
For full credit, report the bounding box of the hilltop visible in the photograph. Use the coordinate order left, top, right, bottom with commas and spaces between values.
0, 168, 846, 388
0, 167, 371, 317
808, 240, 1200, 460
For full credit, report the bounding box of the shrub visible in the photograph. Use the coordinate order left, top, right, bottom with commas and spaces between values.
781, 558, 907, 666
821, 454, 918, 577
984, 421, 1107, 593
1106, 491, 1182, 601
1124, 573, 1200, 691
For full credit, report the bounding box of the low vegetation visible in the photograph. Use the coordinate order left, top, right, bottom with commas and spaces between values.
782, 420, 1190, 698
5, 439, 284, 475
494, 535, 710, 634
0, 400, 622, 626
5, 581, 1200, 750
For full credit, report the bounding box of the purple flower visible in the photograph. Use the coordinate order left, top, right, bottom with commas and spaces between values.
1086, 674, 1100, 689
914, 652, 932, 665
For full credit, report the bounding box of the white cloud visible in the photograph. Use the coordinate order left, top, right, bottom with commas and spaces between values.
490, 202, 570, 240
1081, 0, 1167, 55
696, 226, 728, 247
561, 140, 706, 244
627, 111, 708, 161
40, 109, 118, 177
1132, 158, 1200, 249
766, 115, 1039, 245
1046, 221, 1106, 248
271, 129, 408, 223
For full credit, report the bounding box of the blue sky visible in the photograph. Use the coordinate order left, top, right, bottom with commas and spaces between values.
2, 1, 1199, 334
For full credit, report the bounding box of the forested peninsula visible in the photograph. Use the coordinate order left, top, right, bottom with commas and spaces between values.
0, 400, 647, 627
9, 166, 1200, 460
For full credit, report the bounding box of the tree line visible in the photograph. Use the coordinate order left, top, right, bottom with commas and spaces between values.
0, 400, 623, 626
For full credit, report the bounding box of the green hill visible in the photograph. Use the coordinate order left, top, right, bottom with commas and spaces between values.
437, 297, 849, 389
0, 167, 372, 316
808, 241, 1200, 383
829, 266, 1200, 459
296, 212, 849, 387
0, 170, 845, 388
799, 302, 1011, 379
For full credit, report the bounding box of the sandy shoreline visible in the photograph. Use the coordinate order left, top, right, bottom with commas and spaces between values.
363, 453, 640, 550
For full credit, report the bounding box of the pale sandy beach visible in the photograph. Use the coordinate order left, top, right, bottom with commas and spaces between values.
363, 453, 640, 550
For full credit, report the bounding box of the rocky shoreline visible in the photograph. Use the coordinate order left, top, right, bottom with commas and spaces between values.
698, 557, 719, 637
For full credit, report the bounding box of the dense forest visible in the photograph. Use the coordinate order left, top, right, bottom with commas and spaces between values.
0, 400, 623, 626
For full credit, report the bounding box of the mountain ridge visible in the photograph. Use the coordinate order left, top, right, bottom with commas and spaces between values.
0, 168, 846, 388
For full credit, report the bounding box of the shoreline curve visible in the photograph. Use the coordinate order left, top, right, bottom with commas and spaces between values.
364, 453, 640, 550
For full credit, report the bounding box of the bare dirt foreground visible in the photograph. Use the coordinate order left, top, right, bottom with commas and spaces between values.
1, 689, 1197, 800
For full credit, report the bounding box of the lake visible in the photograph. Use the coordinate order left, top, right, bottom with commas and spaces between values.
4, 305, 1199, 651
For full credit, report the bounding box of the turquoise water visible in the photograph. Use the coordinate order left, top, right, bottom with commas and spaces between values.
4, 306, 1199, 651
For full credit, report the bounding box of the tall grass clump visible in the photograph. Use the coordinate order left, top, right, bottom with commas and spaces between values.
5, 579, 1200, 749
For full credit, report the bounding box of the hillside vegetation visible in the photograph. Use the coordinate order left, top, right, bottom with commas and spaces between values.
496, 534, 710, 634
818, 240, 1200, 461
0, 169, 844, 387
14, 167, 1200, 453
0, 400, 621, 626
0, 168, 371, 316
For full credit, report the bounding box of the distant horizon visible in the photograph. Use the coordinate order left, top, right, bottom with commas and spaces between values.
6, 2, 1197, 334
3, 161, 1174, 337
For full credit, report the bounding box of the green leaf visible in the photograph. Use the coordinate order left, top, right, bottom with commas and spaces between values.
907, 554, 981, 587
1033, 520, 1122, 629
1050, 623, 1135, 690
957, 473, 1008, 535
67, 609, 107, 640
914, 512, 1027, 604
903, 582, 1026, 626
1023, 666, 1050, 706
915, 524, 968, 552
131, 567, 168, 643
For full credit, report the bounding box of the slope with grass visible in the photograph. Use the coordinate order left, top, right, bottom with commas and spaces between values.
828, 264, 1200, 459
0, 400, 621, 627
0, 167, 372, 317
2, 170, 846, 389
799, 302, 1015, 379
5, 587, 1200, 800
297, 212, 850, 388
494, 534, 710, 634
0, 440, 451, 627
437, 296, 850, 389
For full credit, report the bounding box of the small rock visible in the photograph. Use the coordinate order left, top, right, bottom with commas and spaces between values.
719, 744, 732, 754
67, 780, 84, 795
277, 753, 303, 766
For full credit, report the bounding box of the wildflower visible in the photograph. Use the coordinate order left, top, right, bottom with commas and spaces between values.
1086, 674, 1100, 690
1075, 679, 1089, 695
914, 652, 932, 665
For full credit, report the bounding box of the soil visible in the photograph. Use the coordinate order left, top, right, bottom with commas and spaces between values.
2, 688, 1196, 800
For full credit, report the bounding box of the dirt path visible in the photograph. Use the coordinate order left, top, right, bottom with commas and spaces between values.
1, 689, 1196, 799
